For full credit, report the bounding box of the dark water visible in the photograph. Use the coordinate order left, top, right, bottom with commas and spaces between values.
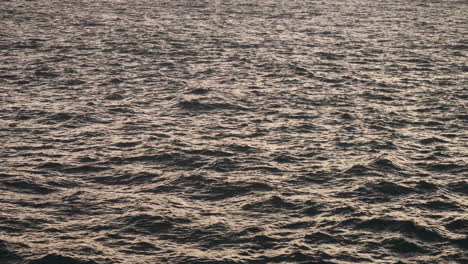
1, 0, 467, 263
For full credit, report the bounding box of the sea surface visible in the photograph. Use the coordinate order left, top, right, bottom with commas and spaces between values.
1, 0, 467, 263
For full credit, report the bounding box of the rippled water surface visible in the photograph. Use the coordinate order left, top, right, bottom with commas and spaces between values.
1, 0, 467, 263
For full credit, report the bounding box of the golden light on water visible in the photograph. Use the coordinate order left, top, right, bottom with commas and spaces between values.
0, 0, 467, 263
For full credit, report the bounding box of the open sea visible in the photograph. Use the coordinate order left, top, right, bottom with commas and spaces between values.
1, 0, 467, 263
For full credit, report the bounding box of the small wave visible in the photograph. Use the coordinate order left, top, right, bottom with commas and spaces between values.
447, 181, 468, 195
185, 88, 211, 95
29, 253, 98, 264
34, 69, 60, 78
272, 154, 301, 163
62, 165, 111, 174
315, 51, 345, 60
361, 91, 396, 101
241, 196, 300, 213
241, 165, 282, 173
222, 143, 257, 153
124, 153, 180, 163
115, 153, 206, 169
331, 206, 356, 215
184, 148, 234, 157
174, 92, 251, 113
445, 218, 468, 234
49, 112, 74, 122
298, 172, 331, 184
144, 174, 214, 194
452, 236, 468, 249
104, 93, 125, 101
418, 200, 461, 211
243, 234, 281, 249
356, 218, 444, 242
342, 164, 373, 176
0, 240, 22, 263
426, 163, 467, 173
203, 158, 239, 172
337, 180, 416, 203
382, 237, 428, 254
144, 174, 272, 200
119, 214, 176, 234
125, 241, 160, 253
1, 179, 55, 194
281, 221, 315, 229
107, 107, 135, 114
177, 222, 235, 248
368, 156, 403, 171
113, 141, 141, 148
0, 173, 17, 178
455, 114, 468, 121
302, 200, 323, 216
14, 109, 47, 121
304, 232, 340, 244
419, 137, 448, 145
91, 172, 160, 185
64, 79, 86, 86
355, 181, 415, 196
40, 112, 105, 126
414, 180, 439, 192
175, 256, 241, 264
37, 162, 65, 171
253, 251, 333, 263
196, 181, 273, 201
342, 155, 404, 176
176, 99, 247, 111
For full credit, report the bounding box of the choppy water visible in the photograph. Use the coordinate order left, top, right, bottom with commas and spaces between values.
1, 0, 467, 263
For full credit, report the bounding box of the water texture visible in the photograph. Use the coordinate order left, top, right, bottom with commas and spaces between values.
1, 0, 467, 263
